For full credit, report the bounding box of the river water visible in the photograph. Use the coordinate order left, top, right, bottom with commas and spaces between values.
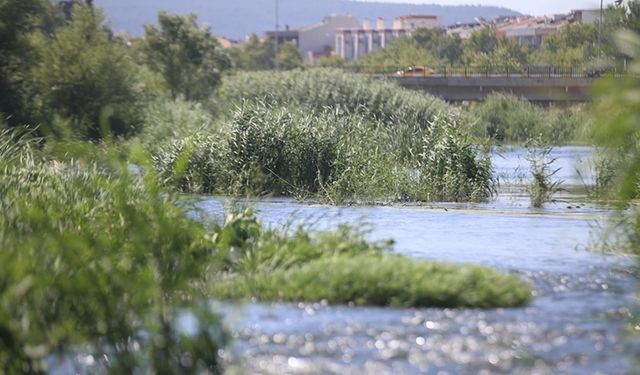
192, 146, 639, 374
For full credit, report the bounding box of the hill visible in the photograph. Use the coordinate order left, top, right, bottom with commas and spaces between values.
95, 0, 521, 40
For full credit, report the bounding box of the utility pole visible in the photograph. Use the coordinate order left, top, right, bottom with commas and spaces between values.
598, 0, 603, 57
274, 0, 280, 70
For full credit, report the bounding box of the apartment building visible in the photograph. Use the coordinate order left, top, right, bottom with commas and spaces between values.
335, 15, 440, 61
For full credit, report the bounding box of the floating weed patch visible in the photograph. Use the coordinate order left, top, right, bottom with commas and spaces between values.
210, 254, 531, 308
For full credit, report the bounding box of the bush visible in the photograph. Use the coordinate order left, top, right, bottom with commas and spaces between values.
0, 132, 227, 373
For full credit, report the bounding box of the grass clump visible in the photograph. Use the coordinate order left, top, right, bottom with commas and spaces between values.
203, 205, 530, 309
211, 254, 531, 308
525, 138, 564, 208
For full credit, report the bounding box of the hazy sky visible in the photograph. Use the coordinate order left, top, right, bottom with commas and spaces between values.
365, 0, 615, 15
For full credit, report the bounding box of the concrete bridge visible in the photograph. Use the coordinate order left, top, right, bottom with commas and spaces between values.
387, 76, 597, 102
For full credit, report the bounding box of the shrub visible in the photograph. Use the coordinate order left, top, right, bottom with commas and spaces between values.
0, 133, 228, 374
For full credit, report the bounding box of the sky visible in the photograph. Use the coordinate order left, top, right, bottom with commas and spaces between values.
365, 0, 615, 16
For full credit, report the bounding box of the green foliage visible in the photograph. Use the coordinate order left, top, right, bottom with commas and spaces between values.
29, 6, 141, 139
207, 207, 529, 309
412, 27, 463, 65
227, 34, 274, 70
0, 132, 228, 374
139, 98, 222, 149
277, 41, 303, 70
157, 71, 495, 202
360, 37, 442, 72
417, 116, 495, 201
314, 55, 348, 68
593, 30, 640, 203
142, 11, 231, 101
525, 138, 563, 208
622, 0, 640, 34
0, 0, 48, 126
471, 93, 590, 144
532, 24, 597, 66
465, 26, 498, 55
463, 30, 529, 73
592, 28, 640, 254
211, 254, 531, 308
225, 103, 336, 196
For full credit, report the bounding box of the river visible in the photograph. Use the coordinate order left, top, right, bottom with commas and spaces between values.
193, 146, 639, 374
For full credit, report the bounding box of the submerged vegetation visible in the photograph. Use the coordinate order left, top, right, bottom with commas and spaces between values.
212, 254, 531, 308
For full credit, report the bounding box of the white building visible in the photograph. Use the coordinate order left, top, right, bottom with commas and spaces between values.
335, 15, 440, 61
265, 15, 359, 63
570, 9, 602, 25
298, 15, 359, 63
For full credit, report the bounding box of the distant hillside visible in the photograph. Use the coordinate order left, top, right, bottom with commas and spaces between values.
96, 0, 520, 40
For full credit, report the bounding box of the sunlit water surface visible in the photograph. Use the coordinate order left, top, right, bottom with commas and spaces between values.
50, 147, 640, 374
193, 147, 640, 374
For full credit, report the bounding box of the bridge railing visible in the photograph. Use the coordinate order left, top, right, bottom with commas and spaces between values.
343, 65, 627, 79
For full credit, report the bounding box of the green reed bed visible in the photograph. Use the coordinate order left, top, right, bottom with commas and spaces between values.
220, 69, 454, 161
151, 70, 495, 203
469, 93, 592, 144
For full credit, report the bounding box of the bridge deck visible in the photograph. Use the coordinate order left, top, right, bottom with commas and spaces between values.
387, 76, 597, 102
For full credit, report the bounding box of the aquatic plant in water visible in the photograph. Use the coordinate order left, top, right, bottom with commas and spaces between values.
525, 138, 564, 208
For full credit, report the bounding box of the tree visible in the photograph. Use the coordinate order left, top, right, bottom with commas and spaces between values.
464, 26, 498, 55
278, 41, 303, 70
532, 24, 597, 66
0, 0, 48, 126
29, 5, 141, 139
462, 29, 529, 72
142, 11, 231, 101
315, 55, 348, 68
360, 37, 442, 73
622, 0, 640, 33
412, 28, 463, 65
229, 34, 275, 70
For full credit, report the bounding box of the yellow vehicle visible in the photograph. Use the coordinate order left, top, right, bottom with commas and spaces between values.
395, 66, 435, 77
